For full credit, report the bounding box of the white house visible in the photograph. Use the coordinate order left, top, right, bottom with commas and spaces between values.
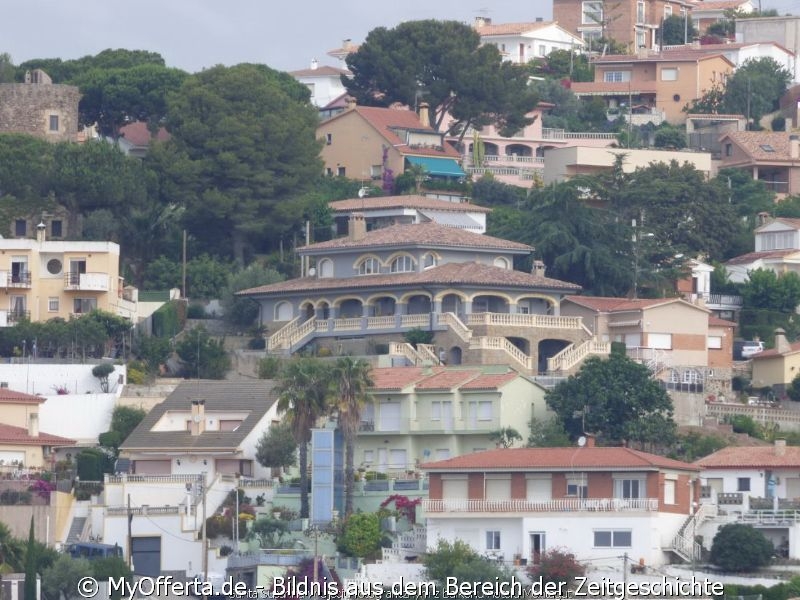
420, 442, 701, 567
289, 60, 350, 109
725, 217, 800, 283
474, 17, 585, 64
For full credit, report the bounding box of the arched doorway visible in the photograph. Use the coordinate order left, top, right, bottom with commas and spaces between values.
338, 298, 363, 318
472, 294, 509, 314
441, 293, 464, 316
301, 302, 315, 321
538, 339, 572, 373
406, 294, 432, 315
448, 346, 463, 366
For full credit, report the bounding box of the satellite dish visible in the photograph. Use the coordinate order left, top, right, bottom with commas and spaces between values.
357, 186, 369, 198
308, 267, 316, 277
577, 436, 587, 447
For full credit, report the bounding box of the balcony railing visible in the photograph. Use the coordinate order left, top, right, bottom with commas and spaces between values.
761, 180, 789, 193
359, 420, 375, 432
422, 497, 658, 513
541, 128, 618, 141
64, 272, 110, 291
4, 271, 31, 288
7, 310, 29, 324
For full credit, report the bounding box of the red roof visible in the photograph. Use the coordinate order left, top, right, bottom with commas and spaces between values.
475, 21, 555, 36
119, 121, 170, 146
369, 367, 520, 392
0, 390, 43, 405
421, 446, 699, 471
750, 341, 800, 359
724, 249, 800, 266
303, 222, 530, 252
0, 423, 75, 446
757, 218, 800, 232
708, 316, 736, 327
415, 370, 482, 390
460, 371, 518, 390
695, 445, 800, 468
371, 367, 437, 391
564, 295, 692, 312
328, 195, 491, 214
290, 65, 350, 77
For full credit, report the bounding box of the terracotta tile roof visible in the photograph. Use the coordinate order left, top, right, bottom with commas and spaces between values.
421, 446, 699, 471
724, 249, 800, 266
0, 423, 75, 446
723, 131, 795, 161
691, 0, 755, 11
322, 92, 350, 110
708, 316, 736, 327
0, 390, 43, 405
415, 370, 481, 390
695, 445, 800, 468
290, 65, 350, 77
476, 21, 554, 36
119, 121, 170, 146
239, 260, 581, 297
303, 222, 531, 252
327, 106, 461, 159
570, 81, 659, 95
750, 341, 800, 359
768, 218, 800, 231
328, 195, 491, 214
564, 295, 688, 312
460, 371, 519, 390
370, 367, 436, 391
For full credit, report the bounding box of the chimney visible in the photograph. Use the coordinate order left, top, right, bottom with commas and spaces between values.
345, 96, 357, 111
774, 328, 791, 354
190, 399, 206, 436
531, 259, 546, 277
28, 412, 39, 438
584, 434, 596, 448
342, 39, 355, 51
348, 213, 367, 241
757, 211, 770, 226
790, 134, 799, 159
474, 16, 491, 27
775, 438, 787, 456
419, 102, 430, 127
36, 222, 46, 243
310, 58, 318, 70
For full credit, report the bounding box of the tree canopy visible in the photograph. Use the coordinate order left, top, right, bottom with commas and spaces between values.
724, 57, 791, 127
546, 353, 676, 447
344, 20, 537, 138
710, 524, 773, 571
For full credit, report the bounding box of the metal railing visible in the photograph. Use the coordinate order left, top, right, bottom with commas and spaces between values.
423, 497, 658, 513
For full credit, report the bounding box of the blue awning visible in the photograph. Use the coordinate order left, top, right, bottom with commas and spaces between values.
406, 156, 465, 178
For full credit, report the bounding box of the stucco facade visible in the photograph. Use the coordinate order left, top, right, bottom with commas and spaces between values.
0, 70, 80, 142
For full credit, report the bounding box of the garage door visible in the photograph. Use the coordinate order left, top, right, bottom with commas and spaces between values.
131, 536, 161, 577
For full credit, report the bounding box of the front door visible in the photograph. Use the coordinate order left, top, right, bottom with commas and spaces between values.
530, 532, 546, 565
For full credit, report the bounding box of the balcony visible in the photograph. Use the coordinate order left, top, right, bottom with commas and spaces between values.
0, 271, 32, 288
423, 497, 659, 514
7, 310, 30, 324
64, 272, 110, 292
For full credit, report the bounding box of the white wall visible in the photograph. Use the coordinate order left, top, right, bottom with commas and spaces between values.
0, 363, 126, 396
40, 393, 116, 444
426, 512, 685, 567
701, 467, 800, 499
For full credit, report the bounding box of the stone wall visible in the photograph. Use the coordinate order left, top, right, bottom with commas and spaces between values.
0, 81, 80, 142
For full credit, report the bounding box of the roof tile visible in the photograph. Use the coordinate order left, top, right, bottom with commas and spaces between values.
328, 195, 491, 214
0, 423, 75, 446
695, 445, 800, 468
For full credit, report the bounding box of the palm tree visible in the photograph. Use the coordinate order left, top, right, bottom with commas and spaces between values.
0, 521, 23, 573
331, 357, 374, 517
276, 358, 331, 519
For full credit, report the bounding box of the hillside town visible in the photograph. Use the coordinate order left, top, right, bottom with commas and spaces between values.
4, 1, 800, 598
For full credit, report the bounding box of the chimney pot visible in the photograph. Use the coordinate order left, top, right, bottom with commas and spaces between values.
310, 58, 318, 70
419, 102, 430, 127
585, 433, 596, 448
348, 213, 367, 241
28, 413, 39, 438
790, 135, 800, 159
775, 438, 787, 456
36, 222, 46, 243
190, 399, 206, 436
775, 328, 791, 354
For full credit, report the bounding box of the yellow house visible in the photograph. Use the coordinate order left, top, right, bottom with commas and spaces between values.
0, 388, 75, 470
0, 222, 136, 325
751, 329, 800, 396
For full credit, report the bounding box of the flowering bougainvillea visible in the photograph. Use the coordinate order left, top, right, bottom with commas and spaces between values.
380, 494, 421, 524
29, 478, 56, 501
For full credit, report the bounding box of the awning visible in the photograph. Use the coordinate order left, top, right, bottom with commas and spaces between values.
406, 156, 465, 177
419, 211, 481, 230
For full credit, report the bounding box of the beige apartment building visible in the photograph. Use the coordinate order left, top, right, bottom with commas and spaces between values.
0, 223, 136, 326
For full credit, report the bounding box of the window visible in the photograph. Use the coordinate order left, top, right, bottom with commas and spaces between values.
664, 5, 673, 17
363, 450, 374, 464
51, 220, 62, 237
614, 478, 644, 498
636, 30, 646, 48
370, 164, 382, 179
662, 68, 678, 81
760, 231, 795, 250
73, 298, 97, 314
594, 530, 632, 547
358, 257, 380, 275
737, 477, 750, 492
539, 45, 546, 57
389, 448, 406, 469
582, 30, 602, 46
637, 1, 645, 22
648, 333, 672, 349
14, 220, 26, 237
49, 115, 59, 132
582, 1, 603, 25
337, 166, 346, 176
48, 297, 59, 312
435, 448, 450, 460
46, 259, 62, 275
219, 420, 243, 432
379, 401, 401, 431
390, 255, 415, 273
478, 401, 492, 420
493, 257, 510, 269
567, 474, 588, 498
664, 479, 676, 504
423, 253, 438, 269
708, 336, 722, 349
318, 259, 334, 278
325, 133, 332, 145
604, 71, 631, 83
326, 168, 333, 176
725, 143, 732, 157
760, 144, 775, 153
486, 531, 501, 550
682, 369, 700, 384
431, 401, 442, 421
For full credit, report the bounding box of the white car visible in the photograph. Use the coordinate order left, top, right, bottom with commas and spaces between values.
741, 341, 765, 358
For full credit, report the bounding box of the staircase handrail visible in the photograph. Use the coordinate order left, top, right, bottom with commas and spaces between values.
267, 317, 301, 351
438, 312, 472, 342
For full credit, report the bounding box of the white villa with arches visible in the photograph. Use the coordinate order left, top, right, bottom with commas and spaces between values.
239, 207, 608, 375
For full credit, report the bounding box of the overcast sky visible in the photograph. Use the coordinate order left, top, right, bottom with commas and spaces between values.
2, 0, 796, 75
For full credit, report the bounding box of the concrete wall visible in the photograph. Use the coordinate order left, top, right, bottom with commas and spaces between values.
40, 393, 116, 444
0, 363, 126, 396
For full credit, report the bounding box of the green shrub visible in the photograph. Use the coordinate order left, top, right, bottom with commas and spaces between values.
340, 513, 382, 559
187, 303, 206, 319
126, 367, 147, 385
711, 523, 773, 571
258, 356, 284, 379
403, 328, 433, 348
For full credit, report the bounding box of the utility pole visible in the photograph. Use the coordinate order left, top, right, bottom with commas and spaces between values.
126, 494, 133, 570
182, 230, 187, 300
200, 472, 208, 584
622, 552, 628, 600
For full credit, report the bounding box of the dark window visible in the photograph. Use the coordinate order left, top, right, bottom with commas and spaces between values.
737, 477, 750, 492
338, 166, 346, 176
49, 115, 59, 131
51, 220, 62, 237
725, 144, 732, 157
14, 220, 26, 237
326, 133, 332, 145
